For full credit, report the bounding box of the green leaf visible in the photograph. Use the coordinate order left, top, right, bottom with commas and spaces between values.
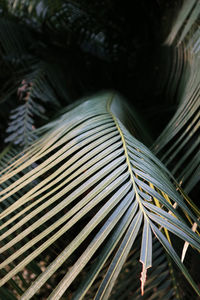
153, 1, 200, 193
140, 217, 152, 295
94, 211, 143, 300
0, 92, 199, 299
73, 201, 138, 300
151, 223, 200, 297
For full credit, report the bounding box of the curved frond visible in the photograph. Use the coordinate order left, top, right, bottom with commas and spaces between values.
153, 3, 200, 193
0, 92, 199, 299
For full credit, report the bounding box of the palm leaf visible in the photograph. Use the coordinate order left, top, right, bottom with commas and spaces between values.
106, 238, 179, 300
0, 92, 199, 299
165, 0, 200, 46
153, 1, 200, 193
153, 0, 200, 270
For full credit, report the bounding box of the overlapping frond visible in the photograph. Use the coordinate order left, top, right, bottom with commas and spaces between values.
0, 93, 199, 299
153, 1, 200, 193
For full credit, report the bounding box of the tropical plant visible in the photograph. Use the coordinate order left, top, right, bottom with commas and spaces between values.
0, 0, 199, 299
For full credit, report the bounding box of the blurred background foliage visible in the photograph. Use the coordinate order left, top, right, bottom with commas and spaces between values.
0, 0, 183, 147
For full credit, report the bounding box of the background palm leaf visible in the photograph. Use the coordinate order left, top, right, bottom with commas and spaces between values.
150, 3, 200, 296
153, 0, 200, 194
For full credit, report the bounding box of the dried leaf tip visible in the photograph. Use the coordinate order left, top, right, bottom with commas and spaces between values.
140, 264, 147, 296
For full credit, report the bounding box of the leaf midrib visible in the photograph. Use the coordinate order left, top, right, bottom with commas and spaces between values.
107, 95, 147, 217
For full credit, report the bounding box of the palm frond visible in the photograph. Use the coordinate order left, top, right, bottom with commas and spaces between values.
0, 92, 199, 299
108, 239, 179, 300
153, 2, 200, 193
74, 238, 180, 300
165, 0, 200, 46
0, 144, 38, 212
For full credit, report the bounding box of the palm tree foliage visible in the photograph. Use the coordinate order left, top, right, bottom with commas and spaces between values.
0, 93, 200, 300
153, 0, 200, 194
0, 0, 200, 299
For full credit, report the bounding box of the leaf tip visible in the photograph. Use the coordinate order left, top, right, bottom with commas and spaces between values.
140, 264, 147, 296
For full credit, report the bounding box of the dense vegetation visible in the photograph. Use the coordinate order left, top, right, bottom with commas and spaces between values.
0, 1, 199, 299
